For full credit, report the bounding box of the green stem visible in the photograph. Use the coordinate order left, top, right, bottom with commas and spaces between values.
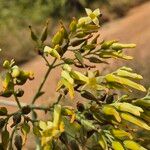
31, 58, 57, 104
13, 94, 22, 109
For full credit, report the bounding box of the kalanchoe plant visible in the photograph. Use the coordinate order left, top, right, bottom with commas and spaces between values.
0, 8, 150, 150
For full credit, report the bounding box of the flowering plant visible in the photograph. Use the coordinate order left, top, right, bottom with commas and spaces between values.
0, 8, 149, 150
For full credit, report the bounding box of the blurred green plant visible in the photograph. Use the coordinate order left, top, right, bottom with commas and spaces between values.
0, 7, 150, 150
0, 0, 147, 64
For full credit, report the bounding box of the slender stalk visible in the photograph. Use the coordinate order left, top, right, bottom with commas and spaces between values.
0, 99, 26, 107
31, 57, 57, 149
13, 94, 22, 109
31, 58, 57, 104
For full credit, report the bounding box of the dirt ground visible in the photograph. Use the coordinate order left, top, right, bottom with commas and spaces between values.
0, 1, 150, 149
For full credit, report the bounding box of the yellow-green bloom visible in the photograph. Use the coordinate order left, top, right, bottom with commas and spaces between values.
44, 46, 60, 59
78, 8, 101, 26
39, 105, 65, 147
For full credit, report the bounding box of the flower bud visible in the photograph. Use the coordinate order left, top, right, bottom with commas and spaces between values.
62, 64, 72, 72
15, 89, 24, 97
11, 66, 20, 78
77, 102, 85, 112
40, 20, 49, 42
21, 106, 31, 115
29, 25, 38, 42
3, 60, 10, 69
101, 40, 118, 49
111, 43, 136, 50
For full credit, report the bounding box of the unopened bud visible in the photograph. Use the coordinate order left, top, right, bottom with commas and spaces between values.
21, 106, 31, 115
15, 89, 24, 97
111, 43, 136, 50
11, 66, 20, 78
3, 60, 10, 69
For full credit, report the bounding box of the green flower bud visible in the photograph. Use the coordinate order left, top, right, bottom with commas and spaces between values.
29, 25, 38, 42
62, 64, 72, 72
101, 40, 118, 49
3, 60, 10, 69
111, 43, 136, 50
40, 20, 49, 42
69, 18, 77, 32
11, 66, 20, 78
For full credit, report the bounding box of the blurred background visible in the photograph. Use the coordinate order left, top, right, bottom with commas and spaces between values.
0, 0, 150, 149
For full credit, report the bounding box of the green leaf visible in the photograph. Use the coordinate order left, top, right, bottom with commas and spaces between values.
134, 99, 150, 108
14, 135, 23, 150
1, 129, 9, 150
121, 113, 150, 130
81, 90, 97, 101
69, 18, 77, 32
115, 69, 143, 79
105, 74, 146, 92
61, 70, 74, 84
0, 107, 7, 116
112, 141, 124, 150
40, 21, 48, 42
53, 105, 61, 128
29, 26, 38, 42
75, 51, 83, 65
63, 58, 75, 64
3, 72, 11, 89
102, 106, 121, 122
22, 122, 30, 135
33, 125, 41, 137
112, 129, 132, 139
70, 71, 89, 83
76, 113, 95, 130
123, 140, 147, 150
0, 118, 6, 129
101, 40, 118, 50
88, 56, 104, 63
99, 134, 108, 150
113, 102, 143, 116
52, 30, 63, 45
57, 78, 74, 99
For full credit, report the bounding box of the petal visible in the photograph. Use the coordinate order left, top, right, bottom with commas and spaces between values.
85, 16, 92, 24
78, 17, 87, 24
85, 8, 92, 16
93, 18, 100, 26
93, 8, 100, 16
78, 17, 91, 25
44, 46, 53, 54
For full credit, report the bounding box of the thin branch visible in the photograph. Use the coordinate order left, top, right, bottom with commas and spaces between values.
13, 94, 22, 109
31, 58, 57, 104
0, 99, 26, 107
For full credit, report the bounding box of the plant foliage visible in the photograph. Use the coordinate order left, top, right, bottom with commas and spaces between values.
0, 8, 150, 150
